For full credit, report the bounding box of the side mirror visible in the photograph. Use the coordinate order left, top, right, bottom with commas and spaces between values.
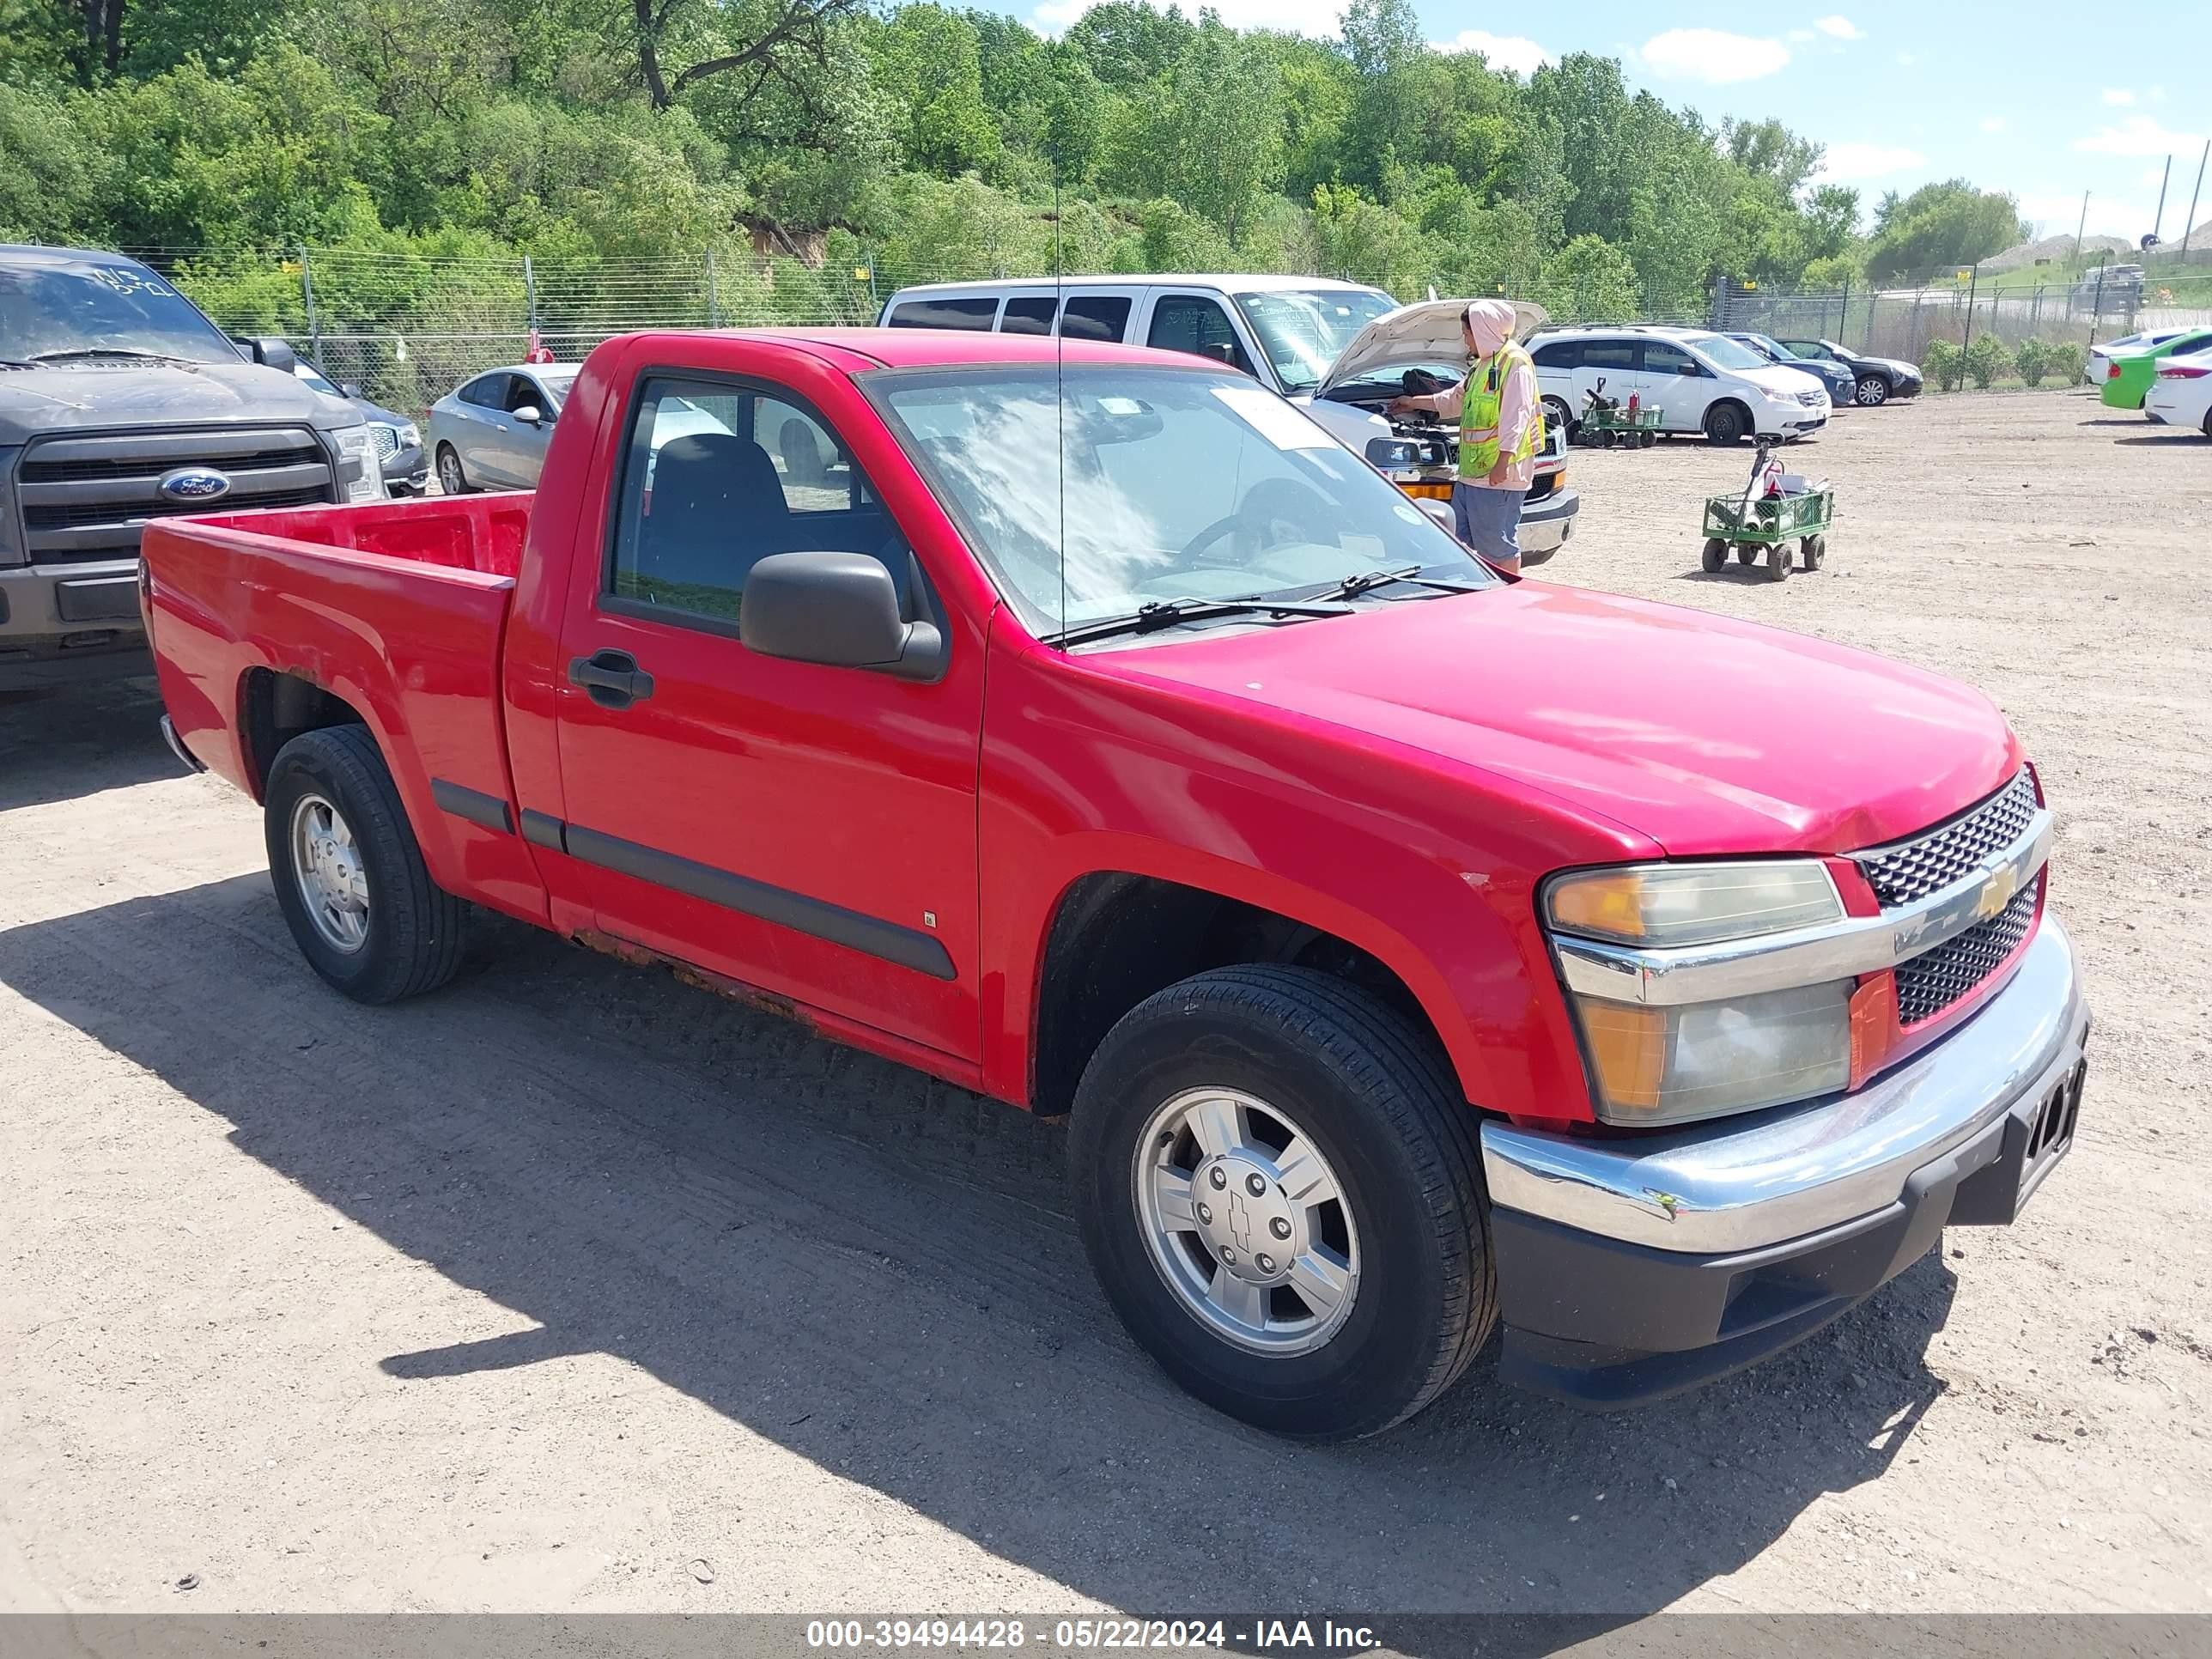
1199, 341, 1245, 372
512, 404, 544, 426
249, 337, 296, 373
339, 380, 362, 399
739, 551, 945, 682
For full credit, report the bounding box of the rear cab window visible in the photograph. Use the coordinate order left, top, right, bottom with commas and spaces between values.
1059, 296, 1133, 343
1000, 297, 1059, 336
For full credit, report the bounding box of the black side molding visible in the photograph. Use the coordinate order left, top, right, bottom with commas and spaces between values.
430, 777, 514, 835
563, 823, 957, 981
520, 808, 566, 853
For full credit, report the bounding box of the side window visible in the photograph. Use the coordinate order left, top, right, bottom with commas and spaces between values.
1000, 297, 1058, 336
607, 378, 908, 631
1146, 296, 1255, 373
459, 374, 509, 409
886, 297, 999, 330
1532, 340, 1581, 369
1059, 295, 1132, 342
505, 375, 548, 413
1643, 342, 1698, 377
1582, 339, 1636, 372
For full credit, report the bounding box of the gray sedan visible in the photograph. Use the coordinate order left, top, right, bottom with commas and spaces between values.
426, 364, 579, 493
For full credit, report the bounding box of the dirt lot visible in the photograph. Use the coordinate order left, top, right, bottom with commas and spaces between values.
3, 389, 2209, 1628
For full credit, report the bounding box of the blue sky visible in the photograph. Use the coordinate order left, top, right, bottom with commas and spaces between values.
1023, 1, 2212, 243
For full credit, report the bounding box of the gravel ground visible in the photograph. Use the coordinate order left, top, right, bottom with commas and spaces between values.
1, 389, 2208, 1626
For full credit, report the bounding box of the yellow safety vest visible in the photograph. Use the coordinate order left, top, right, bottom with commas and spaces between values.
1457, 342, 1543, 480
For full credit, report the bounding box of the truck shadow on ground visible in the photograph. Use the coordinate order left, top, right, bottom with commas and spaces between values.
0, 678, 188, 813
0, 869, 1961, 1638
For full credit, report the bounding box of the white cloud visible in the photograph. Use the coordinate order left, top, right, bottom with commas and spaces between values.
1815, 142, 1927, 180
1031, 0, 1337, 33
1895, 50, 1917, 67
1981, 117, 2006, 134
2019, 193, 2159, 240
1814, 15, 1863, 40
1431, 29, 1553, 75
2101, 88, 2136, 106
1786, 27, 1814, 42
2075, 115, 2209, 156
1638, 28, 1790, 84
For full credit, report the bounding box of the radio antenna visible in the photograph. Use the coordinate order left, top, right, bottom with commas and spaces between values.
1054, 171, 1067, 645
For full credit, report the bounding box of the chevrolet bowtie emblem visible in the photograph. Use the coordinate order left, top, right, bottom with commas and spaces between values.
1973, 862, 2021, 921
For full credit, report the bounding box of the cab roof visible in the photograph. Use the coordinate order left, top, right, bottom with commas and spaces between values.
629, 326, 1217, 374
882, 273, 1387, 297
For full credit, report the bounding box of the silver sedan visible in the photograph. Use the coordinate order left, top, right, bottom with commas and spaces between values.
426, 364, 580, 493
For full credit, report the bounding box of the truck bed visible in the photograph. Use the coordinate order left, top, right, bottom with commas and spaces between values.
143, 492, 546, 923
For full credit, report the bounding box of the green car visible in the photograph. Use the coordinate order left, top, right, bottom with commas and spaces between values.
2101, 328, 2212, 409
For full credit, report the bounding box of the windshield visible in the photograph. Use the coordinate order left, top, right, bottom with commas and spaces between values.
1734, 333, 1788, 362
872, 363, 1498, 642
0, 260, 242, 364
1686, 333, 1771, 373
538, 370, 578, 410
1233, 289, 1398, 392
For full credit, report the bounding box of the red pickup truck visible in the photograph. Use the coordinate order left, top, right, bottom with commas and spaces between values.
142, 328, 2089, 1439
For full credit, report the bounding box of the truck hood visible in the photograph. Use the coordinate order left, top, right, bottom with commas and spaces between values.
1107, 583, 2019, 857
0, 362, 354, 446
1315, 297, 1548, 396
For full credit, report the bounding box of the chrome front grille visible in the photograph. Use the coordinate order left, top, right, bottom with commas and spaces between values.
1894, 877, 2041, 1025
370, 423, 400, 459
14, 428, 337, 563
1854, 770, 2039, 908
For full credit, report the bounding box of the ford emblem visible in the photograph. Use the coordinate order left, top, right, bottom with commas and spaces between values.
157, 466, 232, 502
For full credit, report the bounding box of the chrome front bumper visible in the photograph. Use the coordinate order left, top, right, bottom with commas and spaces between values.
1483, 915, 2088, 1256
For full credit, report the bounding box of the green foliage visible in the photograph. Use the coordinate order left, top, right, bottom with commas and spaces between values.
2014, 337, 2055, 388
0, 0, 1995, 343
1865, 180, 2030, 284
1962, 332, 2014, 389
2044, 338, 2087, 387
1921, 337, 1966, 392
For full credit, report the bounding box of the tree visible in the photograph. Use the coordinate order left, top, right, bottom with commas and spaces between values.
871, 5, 1001, 177
1864, 179, 2028, 283
618, 0, 866, 125
1065, 0, 1194, 88
1543, 234, 1639, 321
1097, 22, 1283, 245
1723, 117, 1821, 194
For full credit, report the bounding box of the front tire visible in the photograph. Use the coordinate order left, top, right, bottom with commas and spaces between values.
1854, 375, 1890, 407
1704, 402, 1750, 445
1071, 965, 1494, 1440
264, 726, 466, 1004
1542, 396, 1575, 444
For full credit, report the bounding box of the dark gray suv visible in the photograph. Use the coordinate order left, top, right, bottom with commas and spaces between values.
1, 246, 385, 690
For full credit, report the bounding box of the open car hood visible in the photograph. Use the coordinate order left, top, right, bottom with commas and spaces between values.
1316, 298, 1548, 396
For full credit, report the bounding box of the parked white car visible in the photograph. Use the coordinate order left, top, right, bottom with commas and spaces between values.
2087, 329, 2190, 389
1529, 325, 1830, 444
2142, 349, 2212, 435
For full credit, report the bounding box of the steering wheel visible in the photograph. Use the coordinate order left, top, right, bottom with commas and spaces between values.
1180, 480, 1342, 562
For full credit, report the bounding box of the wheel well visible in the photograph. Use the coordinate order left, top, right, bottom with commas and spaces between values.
1708, 397, 1753, 430
1030, 872, 1439, 1117
241, 668, 365, 798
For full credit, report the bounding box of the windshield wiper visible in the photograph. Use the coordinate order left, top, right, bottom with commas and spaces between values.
1051, 595, 1353, 648
27, 347, 203, 368
1307, 565, 1488, 602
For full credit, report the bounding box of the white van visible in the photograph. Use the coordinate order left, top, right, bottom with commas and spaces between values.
1528, 325, 1830, 445
876, 275, 1577, 559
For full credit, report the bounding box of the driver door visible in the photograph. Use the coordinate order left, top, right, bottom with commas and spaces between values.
551, 369, 983, 1064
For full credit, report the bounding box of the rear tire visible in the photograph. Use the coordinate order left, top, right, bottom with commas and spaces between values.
434, 443, 471, 496
1766, 541, 1792, 581
1070, 965, 1494, 1440
1854, 375, 1890, 407
264, 726, 466, 1005
1704, 402, 1750, 446
1802, 532, 1827, 570
1701, 537, 1729, 573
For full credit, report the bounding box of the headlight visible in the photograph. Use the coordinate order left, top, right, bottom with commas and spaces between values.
398, 421, 421, 449
1547, 861, 1852, 1125
331, 424, 385, 503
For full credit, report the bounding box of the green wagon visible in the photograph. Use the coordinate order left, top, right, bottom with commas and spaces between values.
1576, 404, 1664, 448
1700, 485, 1834, 582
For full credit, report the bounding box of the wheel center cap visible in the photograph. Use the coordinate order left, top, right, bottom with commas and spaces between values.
1192, 1154, 1298, 1284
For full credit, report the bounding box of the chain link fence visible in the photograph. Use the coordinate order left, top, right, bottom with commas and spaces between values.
132, 243, 1715, 417
1717, 276, 2212, 365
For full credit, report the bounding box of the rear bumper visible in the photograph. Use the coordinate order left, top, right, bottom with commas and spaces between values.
0, 561, 152, 690
1518, 486, 1579, 555
1480, 917, 2089, 1407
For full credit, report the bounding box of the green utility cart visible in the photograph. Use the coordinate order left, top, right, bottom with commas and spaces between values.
1576, 404, 1663, 447
1700, 483, 1834, 582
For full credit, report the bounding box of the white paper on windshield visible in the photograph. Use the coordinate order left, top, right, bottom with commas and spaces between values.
1212, 386, 1334, 450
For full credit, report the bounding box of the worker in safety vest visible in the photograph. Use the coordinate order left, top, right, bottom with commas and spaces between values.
1388, 298, 1541, 574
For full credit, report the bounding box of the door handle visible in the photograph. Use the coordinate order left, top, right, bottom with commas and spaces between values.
568, 649, 655, 708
